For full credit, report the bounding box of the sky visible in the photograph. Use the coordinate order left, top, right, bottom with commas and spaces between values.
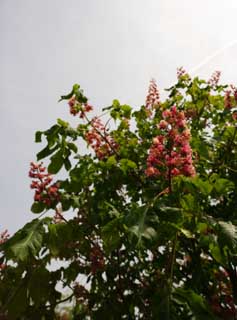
1, 0, 237, 233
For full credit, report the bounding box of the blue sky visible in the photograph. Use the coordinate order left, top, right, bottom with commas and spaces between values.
1, 0, 237, 233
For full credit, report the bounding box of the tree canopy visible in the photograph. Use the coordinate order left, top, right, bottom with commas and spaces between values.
1, 69, 237, 319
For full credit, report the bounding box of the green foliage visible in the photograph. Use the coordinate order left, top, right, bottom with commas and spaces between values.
2, 218, 49, 262
1, 71, 237, 319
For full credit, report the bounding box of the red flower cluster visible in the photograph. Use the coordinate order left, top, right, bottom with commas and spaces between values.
0, 229, 9, 245
145, 106, 196, 179
224, 90, 232, 109
85, 117, 118, 159
145, 78, 160, 116
29, 162, 60, 206
68, 96, 93, 118
208, 70, 221, 87
224, 85, 237, 109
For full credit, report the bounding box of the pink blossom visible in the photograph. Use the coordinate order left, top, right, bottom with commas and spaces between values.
208, 71, 221, 87
159, 120, 168, 129
224, 90, 232, 109
0, 229, 9, 244
171, 168, 180, 176
181, 144, 191, 154
145, 166, 160, 177
145, 78, 160, 114
29, 162, 60, 206
68, 96, 93, 117
177, 67, 190, 80
162, 110, 171, 118
85, 117, 118, 159
145, 105, 196, 179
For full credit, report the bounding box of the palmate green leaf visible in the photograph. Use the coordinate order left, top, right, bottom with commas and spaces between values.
3, 218, 50, 262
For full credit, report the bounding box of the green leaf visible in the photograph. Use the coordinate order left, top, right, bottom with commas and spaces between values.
214, 178, 234, 194
120, 159, 137, 173
48, 224, 60, 256
36, 145, 58, 161
112, 99, 120, 108
28, 268, 51, 306
67, 142, 78, 153
106, 155, 117, 168
169, 223, 193, 238
57, 118, 69, 128
173, 288, 215, 320
58, 84, 80, 102
4, 219, 48, 261
192, 177, 213, 195
35, 131, 43, 143
209, 242, 226, 265
159, 206, 183, 223
180, 194, 196, 212
218, 221, 237, 250
102, 218, 121, 253
127, 205, 153, 245
142, 226, 157, 240
121, 104, 132, 118
31, 201, 45, 214
48, 150, 64, 174
7, 284, 28, 319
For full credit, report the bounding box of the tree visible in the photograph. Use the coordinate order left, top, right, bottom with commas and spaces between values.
1, 69, 237, 319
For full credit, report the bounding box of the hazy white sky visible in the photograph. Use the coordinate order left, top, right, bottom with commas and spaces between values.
1, 0, 237, 233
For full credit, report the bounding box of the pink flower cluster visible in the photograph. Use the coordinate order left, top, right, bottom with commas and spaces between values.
145, 106, 196, 178
85, 117, 118, 159
29, 162, 60, 206
145, 78, 160, 116
224, 85, 237, 109
68, 96, 93, 118
177, 67, 190, 80
208, 71, 221, 87
0, 229, 9, 245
